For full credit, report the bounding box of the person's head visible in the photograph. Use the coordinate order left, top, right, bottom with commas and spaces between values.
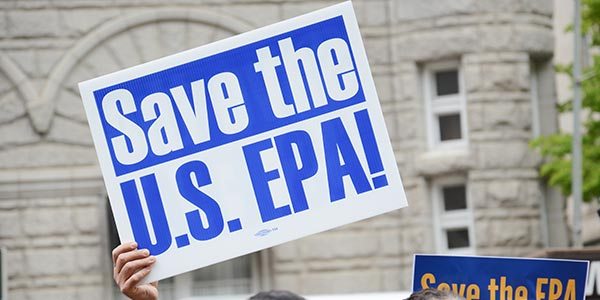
249, 290, 305, 300
405, 288, 464, 300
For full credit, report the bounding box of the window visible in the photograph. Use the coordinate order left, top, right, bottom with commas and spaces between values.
423, 62, 468, 149
431, 178, 475, 254
445, 228, 470, 249
438, 114, 462, 141
154, 254, 255, 300
106, 201, 260, 300
442, 185, 467, 211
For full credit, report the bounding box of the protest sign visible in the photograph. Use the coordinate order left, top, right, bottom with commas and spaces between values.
535, 247, 600, 299
79, 1, 407, 282
413, 254, 589, 300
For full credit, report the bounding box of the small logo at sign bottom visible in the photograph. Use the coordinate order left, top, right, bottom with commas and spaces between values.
255, 228, 278, 237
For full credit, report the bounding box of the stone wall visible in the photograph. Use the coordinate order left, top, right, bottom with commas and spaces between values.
269, 0, 558, 293
0, 0, 560, 298
0, 167, 108, 299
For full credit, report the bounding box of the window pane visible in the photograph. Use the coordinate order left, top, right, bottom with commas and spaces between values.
443, 185, 467, 211
446, 228, 470, 249
157, 278, 176, 300
438, 114, 462, 141
192, 254, 252, 295
435, 69, 459, 96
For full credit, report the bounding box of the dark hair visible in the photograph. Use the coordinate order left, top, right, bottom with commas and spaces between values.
249, 290, 305, 300
405, 288, 463, 300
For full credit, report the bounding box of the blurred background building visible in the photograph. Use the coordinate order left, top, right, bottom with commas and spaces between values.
0, 0, 584, 299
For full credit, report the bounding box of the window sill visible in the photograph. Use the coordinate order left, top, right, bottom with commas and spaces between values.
414, 148, 473, 177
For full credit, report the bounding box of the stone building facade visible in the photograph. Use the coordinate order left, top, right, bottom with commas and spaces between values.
0, 0, 567, 299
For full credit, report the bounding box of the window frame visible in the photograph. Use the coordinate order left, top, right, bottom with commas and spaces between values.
167, 257, 260, 299
106, 199, 263, 300
431, 177, 476, 255
423, 61, 469, 150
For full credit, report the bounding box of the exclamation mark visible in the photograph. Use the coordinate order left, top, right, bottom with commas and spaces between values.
354, 109, 388, 189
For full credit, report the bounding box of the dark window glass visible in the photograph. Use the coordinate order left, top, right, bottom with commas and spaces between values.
435, 70, 459, 96
443, 185, 467, 211
438, 114, 462, 141
446, 228, 470, 249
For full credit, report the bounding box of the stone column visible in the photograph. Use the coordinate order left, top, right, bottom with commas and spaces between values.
463, 52, 544, 256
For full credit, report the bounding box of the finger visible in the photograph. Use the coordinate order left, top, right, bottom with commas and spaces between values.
112, 242, 137, 265
113, 243, 140, 282
119, 257, 155, 291
118, 255, 156, 286
122, 264, 155, 293
115, 249, 150, 275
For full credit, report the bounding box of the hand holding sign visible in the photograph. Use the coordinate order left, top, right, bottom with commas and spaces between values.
80, 2, 407, 283
112, 242, 158, 300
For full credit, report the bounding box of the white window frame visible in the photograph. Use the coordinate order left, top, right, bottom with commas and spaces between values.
423, 61, 468, 150
107, 196, 263, 300
113, 255, 261, 300
168, 260, 261, 299
431, 177, 476, 255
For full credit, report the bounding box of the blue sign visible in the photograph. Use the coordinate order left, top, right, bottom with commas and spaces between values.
413, 254, 589, 300
93, 15, 365, 177
80, 2, 407, 283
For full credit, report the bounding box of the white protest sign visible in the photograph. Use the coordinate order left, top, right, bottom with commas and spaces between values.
79, 1, 408, 282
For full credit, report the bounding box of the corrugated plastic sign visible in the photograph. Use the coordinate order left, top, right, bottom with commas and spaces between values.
79, 1, 407, 282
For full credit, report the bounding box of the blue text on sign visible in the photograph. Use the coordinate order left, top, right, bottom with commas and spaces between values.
94, 16, 364, 176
